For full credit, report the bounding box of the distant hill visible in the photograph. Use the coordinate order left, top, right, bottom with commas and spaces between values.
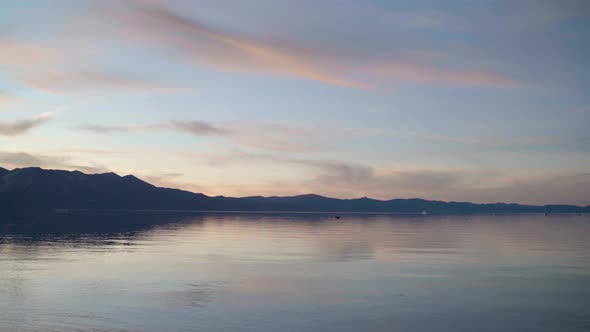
1, 167, 588, 214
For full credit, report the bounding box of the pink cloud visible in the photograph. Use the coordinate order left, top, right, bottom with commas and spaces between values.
79, 2, 515, 90
0, 38, 56, 65
369, 62, 517, 87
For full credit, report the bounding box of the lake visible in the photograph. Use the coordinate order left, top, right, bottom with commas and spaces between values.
1, 212, 589, 332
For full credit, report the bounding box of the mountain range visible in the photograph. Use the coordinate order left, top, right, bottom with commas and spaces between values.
1, 166, 588, 214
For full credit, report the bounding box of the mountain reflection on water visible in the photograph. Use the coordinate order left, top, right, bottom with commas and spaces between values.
1, 212, 590, 332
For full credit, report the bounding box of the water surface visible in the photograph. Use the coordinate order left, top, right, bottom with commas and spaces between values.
1, 213, 589, 332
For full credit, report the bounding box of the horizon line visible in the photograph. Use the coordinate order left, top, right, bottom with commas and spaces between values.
2, 165, 589, 208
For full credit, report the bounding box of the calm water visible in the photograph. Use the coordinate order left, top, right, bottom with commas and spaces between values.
1, 213, 590, 332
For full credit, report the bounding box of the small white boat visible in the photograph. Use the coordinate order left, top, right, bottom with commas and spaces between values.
421, 211, 428, 215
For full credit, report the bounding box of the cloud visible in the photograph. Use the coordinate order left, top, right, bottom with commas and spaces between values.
81, 2, 514, 89
335, 126, 569, 150
224, 123, 327, 152
67, 165, 110, 174
0, 36, 183, 94
79, 124, 130, 134
0, 2, 519, 91
189, 162, 480, 200
338, 126, 482, 144
283, 159, 481, 198
0, 38, 55, 65
0, 112, 53, 136
24, 70, 184, 94
0, 150, 108, 173
368, 62, 517, 87
0, 91, 23, 110
79, 120, 227, 136
236, 139, 324, 153
89, 2, 363, 89
444, 171, 590, 206
0, 151, 65, 167
0, 92, 17, 104
79, 120, 322, 152
141, 171, 186, 189
304, 160, 375, 186
205, 150, 376, 183
197, 149, 590, 205
60, 148, 124, 155
170, 120, 227, 136
76, 123, 168, 134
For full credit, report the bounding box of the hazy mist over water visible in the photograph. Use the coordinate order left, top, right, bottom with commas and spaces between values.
1, 213, 590, 332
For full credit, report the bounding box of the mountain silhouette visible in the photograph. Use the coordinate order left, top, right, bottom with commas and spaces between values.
1, 167, 588, 214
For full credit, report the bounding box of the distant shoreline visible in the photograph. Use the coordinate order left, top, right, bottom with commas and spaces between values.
52, 209, 586, 215
2, 167, 589, 215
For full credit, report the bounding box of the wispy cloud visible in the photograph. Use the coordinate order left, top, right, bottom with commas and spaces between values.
24, 70, 184, 94
224, 123, 327, 152
0, 2, 520, 91
0, 112, 54, 136
0, 38, 56, 65
80, 120, 324, 152
170, 120, 228, 136
79, 124, 132, 134
0, 151, 65, 167
0, 91, 17, 104
78, 125, 126, 134
78, 123, 177, 134
60, 148, 124, 155
446, 171, 590, 206
0, 36, 183, 94
197, 149, 590, 205
141, 171, 186, 189
95, 2, 363, 89
79, 120, 227, 136
0, 150, 108, 173
336, 126, 566, 149
368, 62, 518, 87
189, 148, 488, 197
74, 2, 515, 90
337, 126, 483, 144
80, 118, 563, 155
236, 139, 325, 153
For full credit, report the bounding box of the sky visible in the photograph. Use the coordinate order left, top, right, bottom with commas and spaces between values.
1, 0, 589, 205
